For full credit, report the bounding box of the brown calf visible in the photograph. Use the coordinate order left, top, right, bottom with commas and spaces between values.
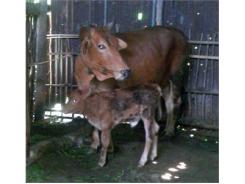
63, 85, 161, 167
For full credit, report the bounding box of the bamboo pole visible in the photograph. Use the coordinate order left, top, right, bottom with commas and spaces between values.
34, 0, 48, 121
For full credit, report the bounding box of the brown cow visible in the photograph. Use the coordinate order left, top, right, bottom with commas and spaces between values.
75, 26, 187, 136
63, 85, 161, 167
79, 26, 130, 81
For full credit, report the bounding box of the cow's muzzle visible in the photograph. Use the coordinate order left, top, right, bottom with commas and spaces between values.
120, 69, 131, 79
115, 69, 131, 81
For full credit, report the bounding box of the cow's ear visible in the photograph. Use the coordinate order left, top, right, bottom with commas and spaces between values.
81, 39, 91, 55
89, 27, 96, 37
79, 26, 89, 40
117, 38, 127, 50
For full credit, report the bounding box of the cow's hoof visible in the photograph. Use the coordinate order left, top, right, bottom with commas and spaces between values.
164, 131, 175, 138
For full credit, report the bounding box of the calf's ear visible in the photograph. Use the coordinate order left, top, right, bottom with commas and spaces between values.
117, 38, 127, 50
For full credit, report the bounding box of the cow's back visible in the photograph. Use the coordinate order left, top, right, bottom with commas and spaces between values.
116, 26, 187, 88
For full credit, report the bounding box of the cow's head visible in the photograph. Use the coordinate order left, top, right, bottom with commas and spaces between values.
79, 26, 130, 81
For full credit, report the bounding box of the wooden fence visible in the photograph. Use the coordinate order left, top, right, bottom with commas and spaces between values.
181, 33, 219, 129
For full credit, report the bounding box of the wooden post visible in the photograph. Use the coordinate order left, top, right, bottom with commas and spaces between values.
156, 0, 163, 25
26, 3, 41, 158
34, 0, 48, 121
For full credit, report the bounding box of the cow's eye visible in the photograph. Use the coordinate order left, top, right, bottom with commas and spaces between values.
72, 99, 77, 103
97, 44, 106, 50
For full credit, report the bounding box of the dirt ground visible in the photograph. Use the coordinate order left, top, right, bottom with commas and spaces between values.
26, 123, 218, 183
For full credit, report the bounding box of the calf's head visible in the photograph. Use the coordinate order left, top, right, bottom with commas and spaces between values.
75, 56, 95, 94
63, 90, 85, 114
79, 26, 130, 81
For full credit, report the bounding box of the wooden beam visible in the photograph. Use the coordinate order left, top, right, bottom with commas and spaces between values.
184, 90, 218, 95
188, 40, 219, 45
189, 55, 219, 60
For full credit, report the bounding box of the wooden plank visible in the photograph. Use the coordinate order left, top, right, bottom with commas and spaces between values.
213, 60, 219, 92
196, 94, 202, 120
205, 95, 212, 121
188, 40, 218, 45
46, 34, 79, 38
202, 35, 209, 89
212, 95, 219, 126
185, 89, 218, 95
209, 33, 217, 123
194, 33, 203, 91
189, 55, 219, 60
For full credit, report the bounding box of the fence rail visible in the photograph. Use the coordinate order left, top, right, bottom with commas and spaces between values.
189, 55, 218, 60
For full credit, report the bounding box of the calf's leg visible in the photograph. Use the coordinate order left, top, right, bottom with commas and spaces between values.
138, 119, 152, 167
91, 128, 114, 153
98, 129, 111, 167
91, 128, 100, 150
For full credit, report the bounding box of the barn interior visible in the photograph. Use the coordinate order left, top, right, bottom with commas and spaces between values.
26, 0, 219, 182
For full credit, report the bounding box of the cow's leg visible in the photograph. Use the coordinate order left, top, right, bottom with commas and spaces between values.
164, 97, 175, 136
91, 128, 100, 150
163, 82, 176, 137
138, 118, 152, 167
98, 129, 110, 167
150, 121, 159, 161
156, 98, 163, 122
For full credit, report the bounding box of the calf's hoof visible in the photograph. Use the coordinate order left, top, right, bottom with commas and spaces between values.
86, 147, 97, 155
138, 160, 147, 168
98, 160, 106, 167
137, 163, 145, 168
90, 142, 100, 150
150, 154, 157, 161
